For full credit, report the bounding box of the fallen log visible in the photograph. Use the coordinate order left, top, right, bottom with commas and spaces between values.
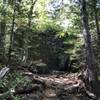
14, 84, 43, 95
0, 67, 9, 79
0, 83, 44, 99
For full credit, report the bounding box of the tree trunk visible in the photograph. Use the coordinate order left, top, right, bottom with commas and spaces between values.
80, 0, 100, 97
94, 10, 100, 40
0, 0, 7, 63
0, 21, 6, 62
28, 0, 37, 27
93, 0, 100, 40
22, 0, 37, 66
8, 1, 16, 65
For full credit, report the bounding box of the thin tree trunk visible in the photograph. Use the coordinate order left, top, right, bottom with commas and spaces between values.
80, 0, 100, 97
93, 0, 100, 40
94, 10, 100, 40
0, 21, 6, 62
28, 0, 37, 27
0, 0, 8, 63
8, 1, 16, 64
22, 0, 37, 66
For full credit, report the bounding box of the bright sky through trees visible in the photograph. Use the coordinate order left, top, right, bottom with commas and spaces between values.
46, 0, 71, 28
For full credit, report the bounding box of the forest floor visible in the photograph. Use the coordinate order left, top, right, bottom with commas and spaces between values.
0, 69, 97, 100
6, 71, 99, 99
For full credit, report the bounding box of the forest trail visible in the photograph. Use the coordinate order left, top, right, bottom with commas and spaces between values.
0, 69, 97, 100
14, 71, 96, 100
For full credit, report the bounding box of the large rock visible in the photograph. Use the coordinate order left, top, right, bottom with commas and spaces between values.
57, 53, 71, 71
28, 60, 49, 74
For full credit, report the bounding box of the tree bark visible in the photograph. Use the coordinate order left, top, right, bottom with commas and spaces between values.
94, 10, 100, 40
28, 0, 37, 27
93, 0, 100, 40
8, 1, 16, 64
22, 0, 37, 66
80, 0, 100, 97
0, 0, 8, 63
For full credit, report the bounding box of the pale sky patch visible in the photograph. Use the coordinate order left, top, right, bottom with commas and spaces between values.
46, 0, 71, 28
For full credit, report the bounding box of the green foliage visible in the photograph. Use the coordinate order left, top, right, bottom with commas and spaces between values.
0, 0, 100, 99
0, 71, 31, 99
0, 0, 85, 69
0, 71, 26, 91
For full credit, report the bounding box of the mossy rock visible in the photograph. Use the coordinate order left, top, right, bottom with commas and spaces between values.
36, 63, 49, 74
29, 62, 49, 74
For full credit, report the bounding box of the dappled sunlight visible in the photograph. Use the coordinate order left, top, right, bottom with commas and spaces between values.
0, 0, 100, 99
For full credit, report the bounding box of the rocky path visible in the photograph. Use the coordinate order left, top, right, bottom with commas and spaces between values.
18, 71, 96, 100
0, 71, 97, 100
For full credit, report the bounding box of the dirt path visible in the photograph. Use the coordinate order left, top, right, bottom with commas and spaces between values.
0, 71, 96, 100
18, 71, 96, 100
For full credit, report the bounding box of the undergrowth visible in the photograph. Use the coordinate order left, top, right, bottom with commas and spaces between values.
0, 70, 31, 100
